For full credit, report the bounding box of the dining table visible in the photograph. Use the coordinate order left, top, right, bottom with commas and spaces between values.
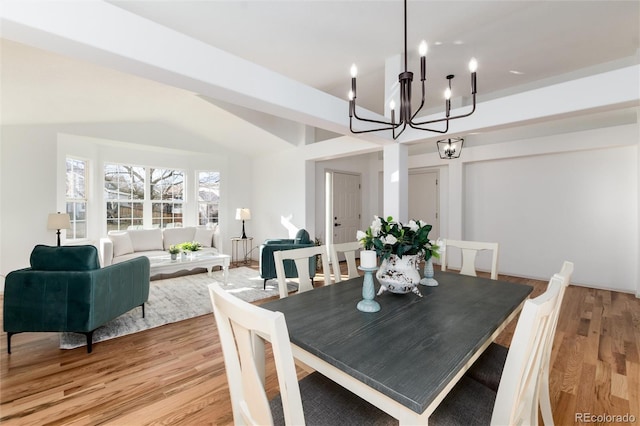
261, 269, 533, 425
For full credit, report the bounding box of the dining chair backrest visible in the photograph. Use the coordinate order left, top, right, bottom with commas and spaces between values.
441, 239, 500, 280
208, 283, 305, 425
274, 245, 330, 298
491, 273, 564, 426
538, 260, 573, 425
329, 241, 362, 283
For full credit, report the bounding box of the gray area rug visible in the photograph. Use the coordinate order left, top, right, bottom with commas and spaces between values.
60, 267, 295, 349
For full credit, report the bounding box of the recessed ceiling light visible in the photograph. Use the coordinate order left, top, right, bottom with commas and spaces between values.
434, 41, 443, 46
509, 70, 525, 75
453, 40, 464, 45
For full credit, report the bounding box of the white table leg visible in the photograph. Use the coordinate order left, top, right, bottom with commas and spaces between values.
223, 265, 229, 284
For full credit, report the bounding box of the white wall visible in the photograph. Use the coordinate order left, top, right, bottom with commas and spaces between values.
1, 126, 58, 282
0, 125, 253, 288
465, 145, 637, 292
406, 123, 639, 294
251, 147, 309, 259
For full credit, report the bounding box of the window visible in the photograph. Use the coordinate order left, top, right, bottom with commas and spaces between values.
66, 157, 88, 239
104, 164, 144, 231
104, 164, 218, 230
198, 171, 220, 225
150, 168, 184, 228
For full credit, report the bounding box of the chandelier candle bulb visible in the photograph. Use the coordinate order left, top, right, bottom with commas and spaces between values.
469, 57, 478, 73
350, 64, 358, 98
419, 41, 427, 80
360, 250, 377, 268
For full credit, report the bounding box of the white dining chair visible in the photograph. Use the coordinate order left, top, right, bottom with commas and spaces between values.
463, 260, 574, 425
329, 241, 361, 283
441, 238, 500, 280
274, 245, 330, 298
429, 271, 565, 425
208, 282, 396, 425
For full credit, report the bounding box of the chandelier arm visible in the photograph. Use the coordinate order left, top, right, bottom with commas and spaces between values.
411, 96, 475, 126
350, 117, 398, 134
392, 121, 408, 140
351, 104, 396, 127
408, 119, 450, 134
410, 80, 427, 121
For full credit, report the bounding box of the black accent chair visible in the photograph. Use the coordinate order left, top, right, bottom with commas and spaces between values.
259, 229, 316, 289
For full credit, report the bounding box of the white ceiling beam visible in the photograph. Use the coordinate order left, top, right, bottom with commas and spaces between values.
0, 0, 389, 144
396, 65, 640, 144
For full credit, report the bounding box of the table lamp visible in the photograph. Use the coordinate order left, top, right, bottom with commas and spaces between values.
47, 212, 71, 246
235, 208, 251, 239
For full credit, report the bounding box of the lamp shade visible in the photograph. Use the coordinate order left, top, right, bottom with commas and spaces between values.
235, 208, 251, 221
47, 213, 71, 230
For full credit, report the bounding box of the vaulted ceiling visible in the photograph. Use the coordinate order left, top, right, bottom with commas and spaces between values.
1, 1, 638, 157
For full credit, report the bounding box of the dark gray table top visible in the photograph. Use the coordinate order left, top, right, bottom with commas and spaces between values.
262, 270, 533, 414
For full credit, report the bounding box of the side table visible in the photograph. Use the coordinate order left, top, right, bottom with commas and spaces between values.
231, 237, 254, 267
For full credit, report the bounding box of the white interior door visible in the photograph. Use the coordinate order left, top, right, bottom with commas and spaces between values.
332, 172, 362, 246
409, 170, 440, 240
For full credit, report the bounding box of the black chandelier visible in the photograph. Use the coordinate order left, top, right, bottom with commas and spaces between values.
348, 0, 478, 140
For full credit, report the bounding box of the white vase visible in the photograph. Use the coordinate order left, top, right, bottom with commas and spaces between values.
376, 254, 423, 297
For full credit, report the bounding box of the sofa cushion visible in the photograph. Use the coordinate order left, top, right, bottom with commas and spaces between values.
194, 227, 214, 248
30, 244, 100, 271
128, 228, 163, 252
112, 250, 168, 264
109, 232, 134, 258
162, 227, 197, 250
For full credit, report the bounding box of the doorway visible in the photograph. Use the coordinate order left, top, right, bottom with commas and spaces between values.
408, 170, 440, 239
325, 171, 362, 251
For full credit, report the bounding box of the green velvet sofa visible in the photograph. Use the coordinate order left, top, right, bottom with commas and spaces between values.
3, 245, 150, 353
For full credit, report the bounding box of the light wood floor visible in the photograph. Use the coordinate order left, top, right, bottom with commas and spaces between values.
1, 263, 639, 425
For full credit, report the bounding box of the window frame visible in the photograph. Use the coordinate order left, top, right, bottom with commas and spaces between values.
197, 170, 220, 226
65, 156, 89, 241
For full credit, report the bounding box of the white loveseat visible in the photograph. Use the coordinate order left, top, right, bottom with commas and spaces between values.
99, 225, 221, 266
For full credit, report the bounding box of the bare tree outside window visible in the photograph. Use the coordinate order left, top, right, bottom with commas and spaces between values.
105, 164, 144, 231
104, 164, 218, 230
151, 168, 184, 228
198, 171, 220, 225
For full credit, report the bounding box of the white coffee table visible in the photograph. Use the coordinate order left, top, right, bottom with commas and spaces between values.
148, 253, 230, 283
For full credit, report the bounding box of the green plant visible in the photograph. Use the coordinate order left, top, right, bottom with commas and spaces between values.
168, 245, 180, 255
357, 215, 440, 261
177, 241, 202, 252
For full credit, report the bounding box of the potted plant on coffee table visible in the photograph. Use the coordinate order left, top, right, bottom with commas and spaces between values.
168, 245, 180, 261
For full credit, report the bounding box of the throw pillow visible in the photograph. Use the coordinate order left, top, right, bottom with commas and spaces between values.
128, 228, 163, 252
109, 232, 134, 258
194, 227, 214, 248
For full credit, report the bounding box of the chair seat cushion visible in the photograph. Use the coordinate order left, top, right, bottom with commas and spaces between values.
429, 376, 496, 426
270, 372, 397, 425
465, 342, 508, 392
